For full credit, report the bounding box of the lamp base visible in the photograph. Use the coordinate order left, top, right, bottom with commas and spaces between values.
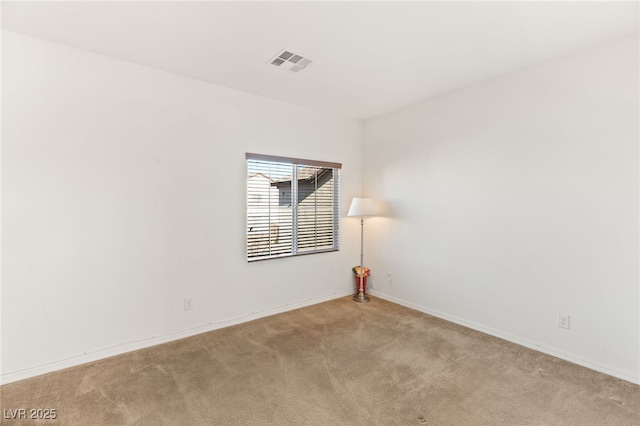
353, 292, 370, 303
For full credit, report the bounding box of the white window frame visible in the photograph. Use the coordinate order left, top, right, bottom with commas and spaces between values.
246, 153, 341, 261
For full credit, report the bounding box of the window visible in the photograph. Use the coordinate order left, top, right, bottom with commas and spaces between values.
246, 153, 341, 261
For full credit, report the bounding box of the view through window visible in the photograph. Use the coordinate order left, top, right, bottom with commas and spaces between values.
246, 153, 341, 261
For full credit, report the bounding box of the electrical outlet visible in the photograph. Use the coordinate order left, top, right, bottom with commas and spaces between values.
184, 298, 193, 311
558, 313, 570, 329
386, 272, 392, 286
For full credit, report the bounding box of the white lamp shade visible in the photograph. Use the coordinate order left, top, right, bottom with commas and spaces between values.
347, 198, 376, 217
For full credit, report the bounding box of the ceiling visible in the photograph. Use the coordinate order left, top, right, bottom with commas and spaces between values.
2, 1, 638, 120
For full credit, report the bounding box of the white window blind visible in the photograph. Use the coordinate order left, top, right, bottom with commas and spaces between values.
246, 153, 341, 261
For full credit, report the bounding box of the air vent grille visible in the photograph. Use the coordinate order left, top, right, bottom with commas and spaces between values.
269, 49, 313, 72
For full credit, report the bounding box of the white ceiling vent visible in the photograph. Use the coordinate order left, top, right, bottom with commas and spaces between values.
269, 49, 312, 72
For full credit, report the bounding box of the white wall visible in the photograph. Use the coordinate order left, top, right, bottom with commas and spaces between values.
363, 36, 639, 383
1, 31, 363, 383
3, 30, 638, 386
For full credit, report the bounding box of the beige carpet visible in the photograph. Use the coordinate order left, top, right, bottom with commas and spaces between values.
1, 296, 638, 425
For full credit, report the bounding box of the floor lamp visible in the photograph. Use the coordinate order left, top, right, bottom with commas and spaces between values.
348, 197, 376, 303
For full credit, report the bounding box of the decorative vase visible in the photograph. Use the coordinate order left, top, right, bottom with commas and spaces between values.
352, 266, 370, 295
354, 274, 368, 294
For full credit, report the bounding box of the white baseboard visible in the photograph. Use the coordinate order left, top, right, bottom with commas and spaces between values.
6, 289, 636, 386
0, 290, 353, 385
369, 290, 640, 385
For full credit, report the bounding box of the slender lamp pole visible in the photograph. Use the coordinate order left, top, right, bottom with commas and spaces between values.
348, 198, 376, 303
